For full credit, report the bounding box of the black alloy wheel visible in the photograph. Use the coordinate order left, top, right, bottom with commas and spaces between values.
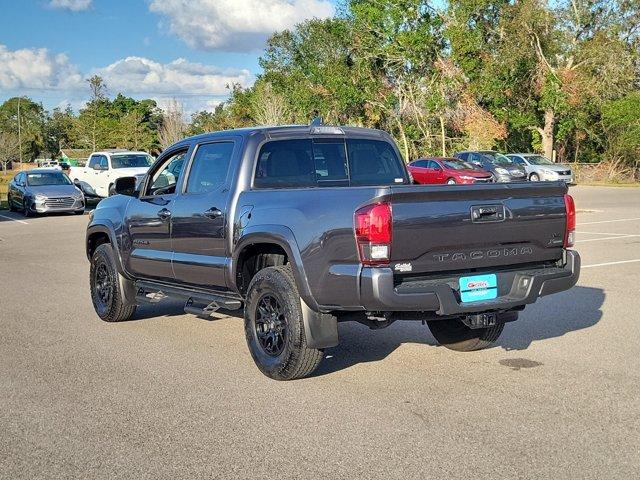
254, 294, 287, 356
93, 261, 113, 317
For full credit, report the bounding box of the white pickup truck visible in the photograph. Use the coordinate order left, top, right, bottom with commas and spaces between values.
70, 150, 154, 198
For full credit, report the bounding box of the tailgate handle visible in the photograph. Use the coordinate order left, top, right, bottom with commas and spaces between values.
471, 205, 505, 222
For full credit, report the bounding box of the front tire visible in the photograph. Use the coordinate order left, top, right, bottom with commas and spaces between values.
446, 178, 456, 185
90, 243, 136, 322
244, 265, 323, 380
22, 199, 34, 217
530, 173, 540, 181
108, 183, 116, 196
427, 319, 504, 351
8, 194, 17, 212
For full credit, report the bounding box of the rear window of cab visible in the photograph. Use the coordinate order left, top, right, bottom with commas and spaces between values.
253, 138, 408, 189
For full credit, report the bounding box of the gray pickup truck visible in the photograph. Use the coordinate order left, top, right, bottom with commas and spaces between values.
86, 125, 580, 380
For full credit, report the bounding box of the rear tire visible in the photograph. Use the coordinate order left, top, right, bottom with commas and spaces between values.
446, 178, 456, 185
90, 243, 136, 322
244, 265, 323, 380
427, 319, 504, 351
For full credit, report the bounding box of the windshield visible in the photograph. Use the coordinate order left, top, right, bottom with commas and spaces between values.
483, 152, 514, 165
27, 172, 72, 186
442, 159, 477, 170
111, 154, 154, 169
525, 155, 554, 165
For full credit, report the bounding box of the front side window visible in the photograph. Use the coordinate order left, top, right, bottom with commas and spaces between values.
26, 172, 72, 186
186, 142, 235, 194
88, 156, 99, 169
111, 154, 154, 169
146, 150, 187, 196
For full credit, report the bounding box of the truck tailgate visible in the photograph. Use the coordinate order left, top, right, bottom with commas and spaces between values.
382, 182, 568, 274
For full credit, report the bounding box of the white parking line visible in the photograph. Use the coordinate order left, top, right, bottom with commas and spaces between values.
0, 215, 28, 225
578, 217, 640, 225
576, 235, 640, 243
583, 259, 640, 269
577, 231, 631, 236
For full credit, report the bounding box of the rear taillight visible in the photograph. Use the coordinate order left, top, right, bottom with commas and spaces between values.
564, 194, 576, 247
354, 203, 392, 265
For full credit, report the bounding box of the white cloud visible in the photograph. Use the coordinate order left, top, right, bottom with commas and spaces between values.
0, 44, 253, 112
0, 44, 83, 91
48, 0, 92, 11
149, 0, 334, 52
94, 56, 252, 96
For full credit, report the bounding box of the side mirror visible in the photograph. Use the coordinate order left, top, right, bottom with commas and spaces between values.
114, 176, 138, 197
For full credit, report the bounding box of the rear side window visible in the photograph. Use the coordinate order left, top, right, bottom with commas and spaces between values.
254, 139, 315, 188
186, 142, 235, 194
254, 138, 406, 189
347, 139, 406, 186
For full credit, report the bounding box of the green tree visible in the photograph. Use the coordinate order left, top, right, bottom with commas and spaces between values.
44, 106, 75, 159
0, 97, 46, 162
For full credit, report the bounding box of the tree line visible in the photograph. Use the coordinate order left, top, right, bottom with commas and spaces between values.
1, 0, 638, 170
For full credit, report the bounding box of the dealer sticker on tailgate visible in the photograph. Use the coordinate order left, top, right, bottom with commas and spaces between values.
459, 274, 498, 303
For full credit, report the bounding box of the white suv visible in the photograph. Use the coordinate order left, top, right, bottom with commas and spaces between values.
70, 150, 154, 197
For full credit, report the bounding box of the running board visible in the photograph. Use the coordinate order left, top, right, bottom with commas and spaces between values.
135, 280, 243, 312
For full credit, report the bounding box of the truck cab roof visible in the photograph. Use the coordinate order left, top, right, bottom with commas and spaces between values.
173, 125, 392, 149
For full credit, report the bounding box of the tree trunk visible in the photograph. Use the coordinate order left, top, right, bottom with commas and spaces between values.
439, 116, 447, 157
395, 117, 409, 162
541, 109, 555, 160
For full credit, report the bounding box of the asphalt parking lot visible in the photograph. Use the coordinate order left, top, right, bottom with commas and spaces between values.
1, 186, 639, 479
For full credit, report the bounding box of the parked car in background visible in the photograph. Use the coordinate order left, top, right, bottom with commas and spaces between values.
454, 151, 527, 182
69, 150, 154, 198
40, 161, 61, 170
7, 169, 84, 216
506, 153, 574, 183
408, 157, 493, 184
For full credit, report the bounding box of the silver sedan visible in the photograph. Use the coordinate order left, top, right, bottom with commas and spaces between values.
7, 169, 85, 217
507, 154, 574, 183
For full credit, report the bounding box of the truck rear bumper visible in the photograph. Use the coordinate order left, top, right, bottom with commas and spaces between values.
359, 250, 580, 315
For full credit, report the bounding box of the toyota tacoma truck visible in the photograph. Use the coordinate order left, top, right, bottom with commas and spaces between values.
85, 125, 580, 380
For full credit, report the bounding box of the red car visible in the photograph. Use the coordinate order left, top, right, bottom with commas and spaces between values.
408, 157, 493, 185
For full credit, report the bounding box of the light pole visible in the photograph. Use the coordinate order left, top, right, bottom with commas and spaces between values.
17, 97, 23, 168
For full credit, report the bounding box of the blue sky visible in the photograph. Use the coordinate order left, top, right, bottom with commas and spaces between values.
0, 0, 337, 113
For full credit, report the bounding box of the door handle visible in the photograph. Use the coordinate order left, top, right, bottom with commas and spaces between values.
203, 207, 222, 219
157, 208, 172, 221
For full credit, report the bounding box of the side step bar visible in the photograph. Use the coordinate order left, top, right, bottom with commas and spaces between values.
135, 281, 243, 318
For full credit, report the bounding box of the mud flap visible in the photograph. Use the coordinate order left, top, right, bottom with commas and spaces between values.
300, 298, 339, 349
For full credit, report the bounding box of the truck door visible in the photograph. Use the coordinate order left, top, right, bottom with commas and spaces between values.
123, 147, 189, 281
170, 140, 237, 290
85, 154, 110, 196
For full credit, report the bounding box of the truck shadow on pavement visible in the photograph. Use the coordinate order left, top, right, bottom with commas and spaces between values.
496, 285, 604, 351
314, 285, 604, 377
123, 285, 603, 376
